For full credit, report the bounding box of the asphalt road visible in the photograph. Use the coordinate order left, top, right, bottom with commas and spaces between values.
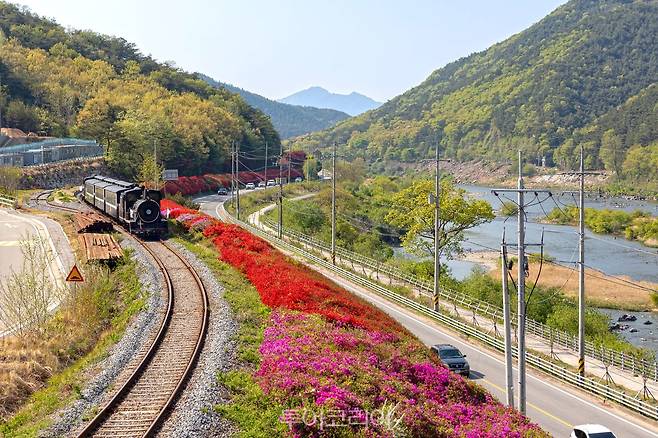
0, 208, 69, 335
196, 194, 658, 438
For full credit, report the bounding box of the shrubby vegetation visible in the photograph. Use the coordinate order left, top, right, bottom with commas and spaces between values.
547, 206, 658, 247
0, 249, 144, 432
288, 0, 658, 188
0, 2, 278, 178
166, 200, 548, 437
450, 268, 649, 358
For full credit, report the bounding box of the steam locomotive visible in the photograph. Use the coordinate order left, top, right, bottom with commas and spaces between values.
83, 175, 167, 237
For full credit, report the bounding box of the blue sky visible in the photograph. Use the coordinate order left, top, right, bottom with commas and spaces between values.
16, 0, 567, 102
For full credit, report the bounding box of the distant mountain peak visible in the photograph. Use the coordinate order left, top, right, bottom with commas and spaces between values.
198, 74, 349, 139
278, 87, 382, 116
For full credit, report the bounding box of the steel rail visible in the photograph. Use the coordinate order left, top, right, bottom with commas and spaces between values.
37, 194, 210, 437
77, 240, 209, 437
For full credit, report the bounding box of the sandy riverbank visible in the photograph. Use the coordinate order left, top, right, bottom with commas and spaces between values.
459, 250, 657, 311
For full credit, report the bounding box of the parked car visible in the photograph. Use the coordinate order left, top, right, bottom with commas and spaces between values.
431, 344, 470, 376
257, 181, 266, 188
570, 425, 617, 438
217, 187, 228, 196
294, 177, 303, 183
267, 179, 277, 187
245, 182, 256, 190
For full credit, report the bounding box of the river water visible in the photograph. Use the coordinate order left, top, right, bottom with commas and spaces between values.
396, 184, 658, 351
448, 184, 658, 283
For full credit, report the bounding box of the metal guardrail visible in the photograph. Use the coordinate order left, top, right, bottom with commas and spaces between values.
0, 194, 17, 208
262, 218, 658, 382
230, 212, 658, 420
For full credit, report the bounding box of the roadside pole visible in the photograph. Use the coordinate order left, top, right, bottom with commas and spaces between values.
331, 142, 337, 264
264, 141, 268, 183
427, 143, 450, 312
516, 150, 527, 414
491, 151, 553, 414
287, 145, 292, 184
578, 145, 586, 377
433, 142, 441, 312
559, 145, 601, 378
278, 142, 283, 239
231, 141, 235, 208
501, 229, 514, 407
236, 142, 241, 221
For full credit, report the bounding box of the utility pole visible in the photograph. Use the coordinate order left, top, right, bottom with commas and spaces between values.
331, 142, 337, 264
516, 150, 527, 414
278, 142, 283, 239
501, 229, 514, 408
264, 141, 268, 183
491, 151, 553, 415
578, 145, 585, 378
287, 145, 292, 184
427, 142, 450, 312
153, 139, 157, 189
559, 145, 601, 378
230, 141, 235, 208
236, 142, 240, 221
433, 142, 441, 312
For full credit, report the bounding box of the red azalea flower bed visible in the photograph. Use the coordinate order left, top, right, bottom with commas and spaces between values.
162, 200, 547, 437
162, 199, 405, 334
163, 168, 304, 196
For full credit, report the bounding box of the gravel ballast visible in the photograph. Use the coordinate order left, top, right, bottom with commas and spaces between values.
158, 241, 238, 438
42, 238, 165, 437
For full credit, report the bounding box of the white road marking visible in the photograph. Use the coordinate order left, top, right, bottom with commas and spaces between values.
332, 276, 658, 437
204, 199, 658, 437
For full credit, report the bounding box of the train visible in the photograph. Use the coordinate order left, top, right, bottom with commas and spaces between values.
83, 175, 167, 237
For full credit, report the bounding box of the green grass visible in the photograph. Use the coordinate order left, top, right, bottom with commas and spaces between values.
0, 257, 145, 437
173, 235, 287, 436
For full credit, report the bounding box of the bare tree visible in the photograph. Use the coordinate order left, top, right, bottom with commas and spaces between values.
0, 235, 62, 339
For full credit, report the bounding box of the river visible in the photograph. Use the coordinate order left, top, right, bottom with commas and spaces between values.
444, 184, 658, 283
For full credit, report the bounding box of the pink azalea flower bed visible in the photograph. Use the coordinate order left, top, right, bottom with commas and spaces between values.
161, 199, 548, 437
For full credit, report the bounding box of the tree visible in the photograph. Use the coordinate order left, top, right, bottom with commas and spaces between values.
0, 236, 62, 339
138, 152, 164, 189
4, 100, 39, 132
0, 166, 21, 195
303, 157, 321, 180
599, 129, 625, 176
385, 179, 494, 259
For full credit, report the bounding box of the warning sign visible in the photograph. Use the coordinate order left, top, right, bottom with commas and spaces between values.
66, 265, 84, 282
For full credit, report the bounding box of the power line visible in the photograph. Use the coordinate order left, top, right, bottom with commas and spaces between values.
466, 240, 658, 294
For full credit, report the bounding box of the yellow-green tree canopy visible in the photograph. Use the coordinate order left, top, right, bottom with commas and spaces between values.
385, 179, 494, 259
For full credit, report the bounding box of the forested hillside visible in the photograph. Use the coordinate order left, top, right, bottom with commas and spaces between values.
0, 2, 279, 177
200, 75, 349, 139
289, 0, 658, 181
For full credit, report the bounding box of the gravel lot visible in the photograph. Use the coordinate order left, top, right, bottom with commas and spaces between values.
157, 241, 238, 438
42, 238, 165, 437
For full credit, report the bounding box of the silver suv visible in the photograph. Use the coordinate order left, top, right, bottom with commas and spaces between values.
431, 344, 470, 376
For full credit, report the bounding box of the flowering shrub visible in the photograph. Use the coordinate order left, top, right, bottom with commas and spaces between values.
163, 168, 304, 196
260, 310, 546, 437
163, 200, 547, 437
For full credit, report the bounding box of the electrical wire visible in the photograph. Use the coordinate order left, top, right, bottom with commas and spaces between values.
466, 240, 658, 294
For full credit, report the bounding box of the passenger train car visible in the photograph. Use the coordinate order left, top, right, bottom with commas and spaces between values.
83, 175, 167, 237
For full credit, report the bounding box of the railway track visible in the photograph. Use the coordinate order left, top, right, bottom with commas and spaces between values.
33, 191, 210, 436
34, 189, 81, 213
77, 240, 209, 437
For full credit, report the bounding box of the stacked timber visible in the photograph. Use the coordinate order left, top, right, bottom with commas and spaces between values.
74, 212, 114, 233
79, 233, 123, 262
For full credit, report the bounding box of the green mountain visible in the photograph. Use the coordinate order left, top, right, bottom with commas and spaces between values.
289, 0, 658, 177
199, 74, 349, 139
0, 2, 279, 177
